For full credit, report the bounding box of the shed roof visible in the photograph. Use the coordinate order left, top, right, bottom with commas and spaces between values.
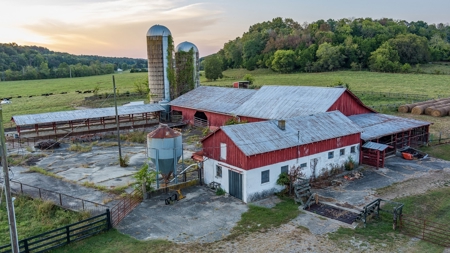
231, 86, 346, 119
362, 141, 390, 151
348, 113, 430, 141
12, 104, 165, 126
219, 111, 362, 156
169, 86, 257, 114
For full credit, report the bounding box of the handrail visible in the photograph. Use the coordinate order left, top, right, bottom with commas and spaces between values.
169, 164, 198, 183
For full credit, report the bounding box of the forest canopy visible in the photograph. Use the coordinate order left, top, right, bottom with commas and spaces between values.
0, 43, 147, 81
210, 17, 450, 74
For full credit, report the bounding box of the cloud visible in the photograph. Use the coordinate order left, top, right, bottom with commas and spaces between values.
18, 2, 223, 57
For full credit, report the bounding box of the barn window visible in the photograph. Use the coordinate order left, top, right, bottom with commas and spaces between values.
300, 163, 307, 168
216, 165, 222, 178
281, 165, 289, 174
220, 143, 227, 160
340, 149, 345, 156
351, 146, 356, 153
328, 151, 334, 159
261, 170, 270, 184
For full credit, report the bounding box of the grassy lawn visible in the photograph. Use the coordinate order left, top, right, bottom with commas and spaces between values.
420, 145, 450, 161
328, 187, 450, 252
0, 196, 89, 245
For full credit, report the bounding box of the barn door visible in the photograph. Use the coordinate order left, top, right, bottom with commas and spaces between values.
228, 170, 242, 200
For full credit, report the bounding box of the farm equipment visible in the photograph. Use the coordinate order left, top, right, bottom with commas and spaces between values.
34, 140, 60, 149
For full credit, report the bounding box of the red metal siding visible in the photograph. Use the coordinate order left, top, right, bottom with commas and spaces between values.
239, 116, 266, 123
245, 133, 360, 170
202, 132, 360, 171
171, 106, 233, 127
327, 91, 375, 116
202, 130, 248, 169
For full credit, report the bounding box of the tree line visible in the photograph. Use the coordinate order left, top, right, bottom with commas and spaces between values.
203, 17, 450, 78
0, 43, 147, 81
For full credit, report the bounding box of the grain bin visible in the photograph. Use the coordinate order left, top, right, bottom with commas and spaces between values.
147, 124, 182, 188
175, 41, 200, 98
146, 24, 173, 103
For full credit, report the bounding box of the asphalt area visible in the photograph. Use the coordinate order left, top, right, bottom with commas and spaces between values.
116, 185, 248, 243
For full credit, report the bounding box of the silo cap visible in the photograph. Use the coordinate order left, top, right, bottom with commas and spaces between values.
147, 25, 172, 36
176, 41, 199, 53
147, 124, 181, 138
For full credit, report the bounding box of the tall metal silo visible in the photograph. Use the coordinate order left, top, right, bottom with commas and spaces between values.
147, 124, 182, 188
146, 24, 173, 104
174, 41, 199, 98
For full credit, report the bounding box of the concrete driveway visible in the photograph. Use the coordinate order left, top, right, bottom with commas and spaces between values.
117, 186, 248, 243
315, 156, 450, 208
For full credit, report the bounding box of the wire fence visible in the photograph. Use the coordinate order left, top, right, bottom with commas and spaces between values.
401, 216, 450, 247
352, 91, 431, 101
9, 180, 109, 215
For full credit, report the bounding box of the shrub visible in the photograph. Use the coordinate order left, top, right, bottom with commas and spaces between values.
216, 187, 226, 196
133, 164, 157, 192
344, 156, 355, 171
243, 74, 255, 84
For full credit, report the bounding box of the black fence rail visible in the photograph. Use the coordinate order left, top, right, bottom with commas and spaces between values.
401, 216, 450, 247
10, 180, 109, 215
0, 210, 111, 253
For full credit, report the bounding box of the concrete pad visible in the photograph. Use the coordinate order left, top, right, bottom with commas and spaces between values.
251, 194, 282, 208
117, 186, 248, 243
292, 211, 352, 235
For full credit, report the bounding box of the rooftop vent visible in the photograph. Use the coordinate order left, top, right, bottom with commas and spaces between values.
278, 120, 286, 130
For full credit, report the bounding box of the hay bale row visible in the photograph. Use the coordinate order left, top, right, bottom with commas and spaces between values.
424, 103, 450, 115
398, 97, 450, 113
410, 99, 450, 115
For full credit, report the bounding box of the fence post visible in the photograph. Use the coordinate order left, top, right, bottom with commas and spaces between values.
23, 239, 29, 253
82, 200, 85, 211
59, 193, 63, 206
106, 209, 112, 230
422, 220, 426, 240
20, 182, 23, 194
66, 226, 71, 244
39, 188, 42, 199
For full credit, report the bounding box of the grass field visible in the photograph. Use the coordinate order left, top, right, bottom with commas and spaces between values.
202, 68, 450, 99
0, 196, 89, 245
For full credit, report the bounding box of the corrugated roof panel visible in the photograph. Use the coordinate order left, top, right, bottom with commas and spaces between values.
12, 104, 165, 126
169, 86, 257, 114
221, 111, 362, 156
231, 86, 346, 119
348, 113, 430, 141
362, 141, 390, 151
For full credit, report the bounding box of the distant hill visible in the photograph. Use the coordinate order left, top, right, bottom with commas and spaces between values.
208, 17, 450, 74
0, 43, 147, 81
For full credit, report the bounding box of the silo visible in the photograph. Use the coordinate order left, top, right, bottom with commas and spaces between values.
147, 124, 182, 188
146, 24, 173, 103
174, 41, 199, 98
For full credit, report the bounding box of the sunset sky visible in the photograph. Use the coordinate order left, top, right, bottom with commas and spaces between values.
1, 0, 449, 58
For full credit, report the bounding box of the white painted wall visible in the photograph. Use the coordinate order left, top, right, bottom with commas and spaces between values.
203, 144, 359, 203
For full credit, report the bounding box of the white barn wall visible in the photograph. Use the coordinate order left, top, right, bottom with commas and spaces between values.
203, 144, 359, 203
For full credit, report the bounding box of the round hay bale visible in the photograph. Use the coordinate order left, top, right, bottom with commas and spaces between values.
398, 105, 410, 113
426, 103, 450, 115
411, 104, 431, 115
431, 107, 450, 117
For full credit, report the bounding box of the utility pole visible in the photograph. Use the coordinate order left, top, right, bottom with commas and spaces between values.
0, 108, 20, 253
113, 76, 123, 165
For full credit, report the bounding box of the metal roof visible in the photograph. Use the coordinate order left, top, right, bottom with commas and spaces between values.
176, 41, 199, 53
169, 86, 257, 114
362, 141, 390, 151
348, 113, 431, 141
221, 111, 362, 156
231, 86, 346, 119
147, 24, 171, 36
12, 104, 165, 126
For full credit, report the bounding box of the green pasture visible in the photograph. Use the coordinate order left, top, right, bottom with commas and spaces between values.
202, 68, 450, 99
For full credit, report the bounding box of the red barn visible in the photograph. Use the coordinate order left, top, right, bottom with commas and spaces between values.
201, 111, 362, 202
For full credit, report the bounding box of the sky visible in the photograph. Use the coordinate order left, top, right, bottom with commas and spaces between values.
1, 0, 450, 58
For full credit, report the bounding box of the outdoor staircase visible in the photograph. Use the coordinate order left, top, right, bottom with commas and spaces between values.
294, 178, 315, 209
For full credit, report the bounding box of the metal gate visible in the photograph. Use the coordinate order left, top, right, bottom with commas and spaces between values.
228, 170, 242, 200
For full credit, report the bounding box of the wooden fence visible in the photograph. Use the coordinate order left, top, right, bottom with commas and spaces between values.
401, 216, 450, 247
10, 180, 109, 215
110, 189, 143, 227
0, 210, 111, 253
